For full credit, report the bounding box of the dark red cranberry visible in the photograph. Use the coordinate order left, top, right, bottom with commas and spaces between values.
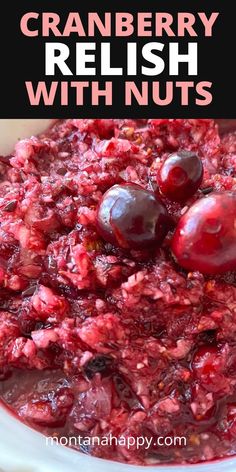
171, 192, 236, 274
157, 151, 203, 202
96, 183, 170, 249
84, 355, 114, 379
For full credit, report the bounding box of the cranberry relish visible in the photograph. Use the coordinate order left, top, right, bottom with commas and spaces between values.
0, 119, 236, 465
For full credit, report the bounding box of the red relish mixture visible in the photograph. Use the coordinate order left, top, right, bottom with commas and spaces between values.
0, 119, 236, 465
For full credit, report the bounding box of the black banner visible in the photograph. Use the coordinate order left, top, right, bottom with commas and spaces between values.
0, 0, 234, 117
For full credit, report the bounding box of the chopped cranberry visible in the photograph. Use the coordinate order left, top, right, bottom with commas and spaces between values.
171, 192, 236, 274
17, 387, 74, 427
32, 285, 69, 320
192, 346, 221, 378
96, 183, 171, 249
190, 383, 215, 420
157, 151, 203, 202
191, 345, 231, 394
84, 355, 114, 379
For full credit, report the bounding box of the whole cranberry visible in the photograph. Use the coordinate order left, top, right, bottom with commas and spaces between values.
171, 192, 236, 274
96, 183, 170, 249
157, 151, 203, 202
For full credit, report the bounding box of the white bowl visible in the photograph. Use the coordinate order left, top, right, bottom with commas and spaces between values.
0, 119, 235, 472
0, 120, 52, 155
